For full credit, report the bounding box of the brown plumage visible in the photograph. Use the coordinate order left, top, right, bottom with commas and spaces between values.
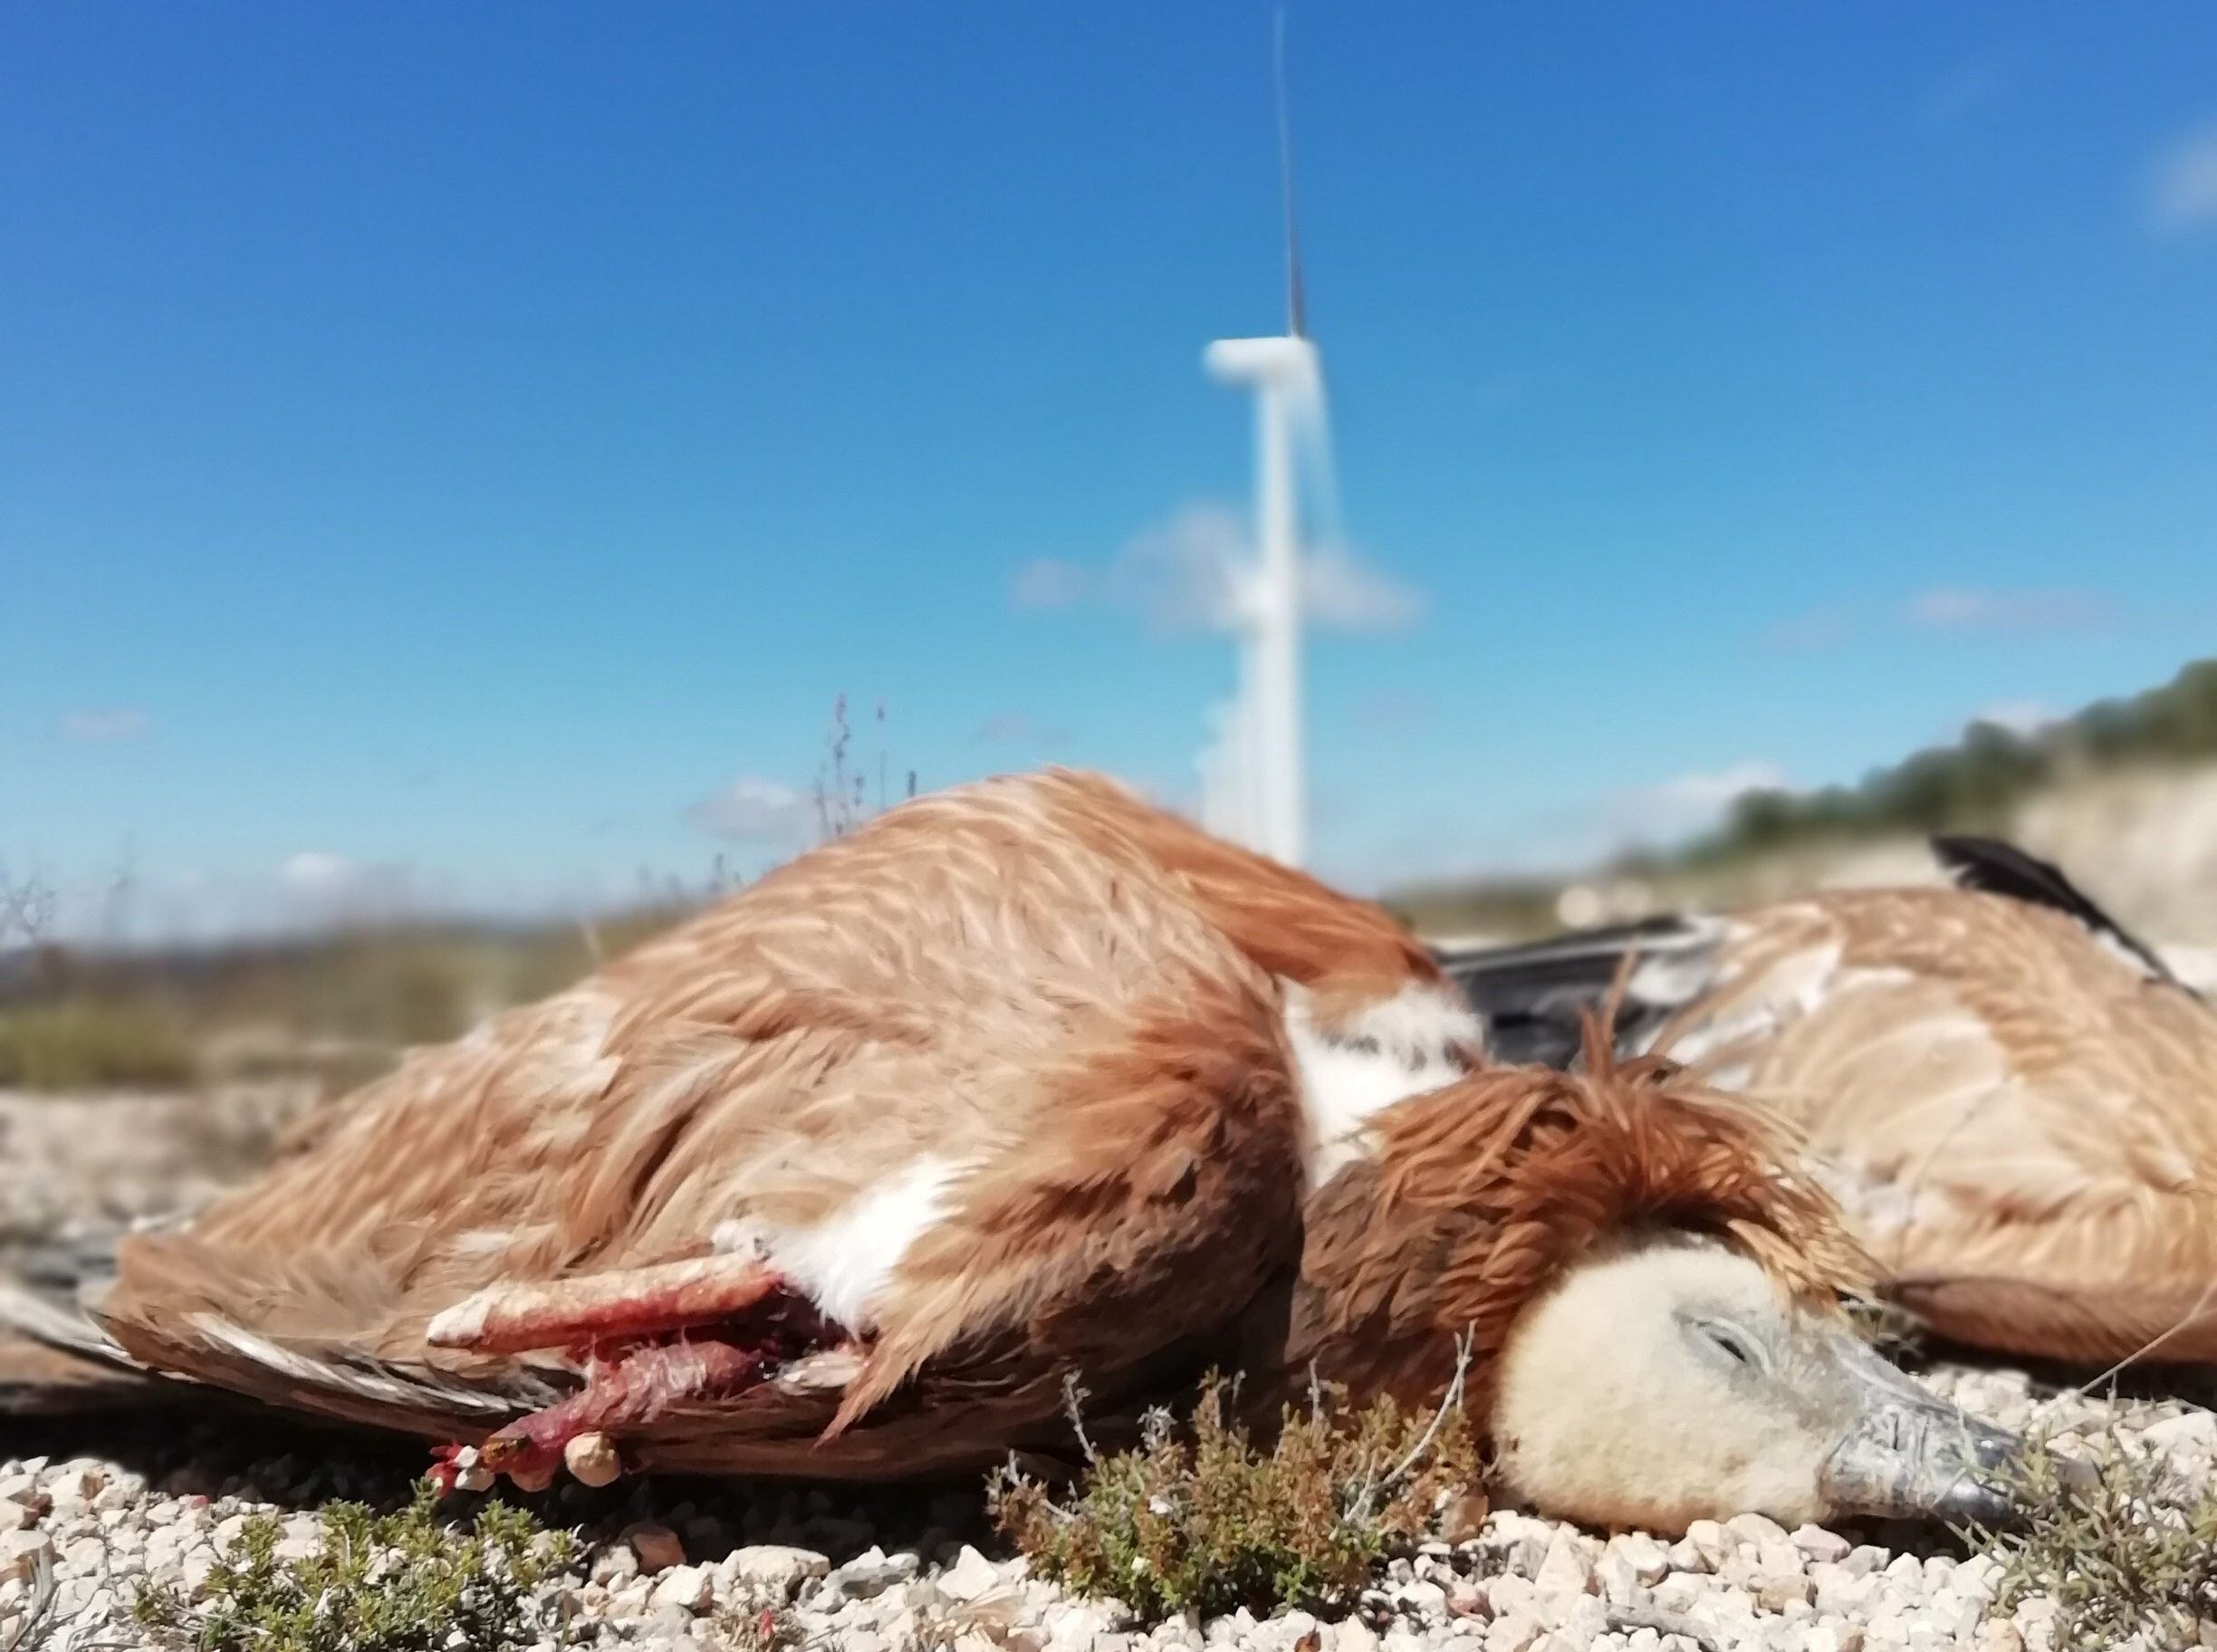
8, 772, 1886, 1521
1442, 844, 2217, 1366
1291, 1020, 1867, 1419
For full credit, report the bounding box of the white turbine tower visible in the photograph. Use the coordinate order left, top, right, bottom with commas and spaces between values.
1198, 14, 1315, 868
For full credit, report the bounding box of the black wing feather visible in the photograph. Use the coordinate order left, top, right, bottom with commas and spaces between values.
1930, 834, 2185, 989
1431, 916, 1721, 1068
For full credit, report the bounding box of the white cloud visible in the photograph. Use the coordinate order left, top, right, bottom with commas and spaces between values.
1905, 586, 2112, 633
1010, 558, 1092, 610
2149, 120, 2217, 233
1302, 541, 1426, 631
275, 851, 418, 923
686, 775, 811, 843
1965, 699, 2057, 737
1104, 500, 1424, 636
1636, 761, 1789, 815
59, 707, 150, 742
279, 850, 358, 897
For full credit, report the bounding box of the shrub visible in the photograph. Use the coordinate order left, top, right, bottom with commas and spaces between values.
1968, 1424, 2217, 1652
0, 1000, 195, 1090
131, 1479, 578, 1652
715, 1590, 811, 1652
990, 1370, 1480, 1623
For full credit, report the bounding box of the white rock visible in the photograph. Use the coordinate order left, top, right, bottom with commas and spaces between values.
1812, 1572, 1880, 1618
1791, 1525, 1850, 1565
1593, 1550, 1642, 1606
590, 1543, 640, 1585
1486, 1611, 1544, 1652
1649, 1573, 1706, 1614
1532, 1530, 1593, 1601
1554, 1595, 1608, 1644
1725, 1513, 1790, 1549
1396, 1579, 1449, 1618
1880, 1553, 1926, 1601
1839, 1545, 1889, 1578
823, 1548, 915, 1602
1756, 1571, 1813, 1612
649, 1564, 715, 1615
1678, 1521, 1732, 1572
731, 1542, 831, 1589
1609, 1533, 1670, 1587
180, 1549, 218, 1594
0, 1533, 53, 1585
1333, 1618, 1380, 1652
939, 1544, 1003, 1604
2139, 1411, 2216, 1453
1488, 1574, 1536, 1618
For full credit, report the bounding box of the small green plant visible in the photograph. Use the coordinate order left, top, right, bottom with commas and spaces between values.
989, 1366, 1480, 1623
1969, 1423, 2217, 1652
132, 1479, 578, 1652
715, 1590, 811, 1652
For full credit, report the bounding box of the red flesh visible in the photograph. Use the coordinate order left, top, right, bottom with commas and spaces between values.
434, 1272, 844, 1487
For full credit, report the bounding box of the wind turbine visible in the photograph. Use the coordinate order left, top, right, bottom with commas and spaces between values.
1199, 13, 1318, 868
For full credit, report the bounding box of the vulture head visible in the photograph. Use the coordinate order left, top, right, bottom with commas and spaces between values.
1296, 1029, 2020, 1534
1490, 1236, 2017, 1531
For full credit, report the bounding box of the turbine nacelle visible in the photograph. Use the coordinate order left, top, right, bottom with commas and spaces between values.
1204, 334, 1320, 391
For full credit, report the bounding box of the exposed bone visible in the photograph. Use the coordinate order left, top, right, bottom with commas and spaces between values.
564, 1430, 622, 1486
425, 1256, 782, 1354
480, 1339, 771, 1480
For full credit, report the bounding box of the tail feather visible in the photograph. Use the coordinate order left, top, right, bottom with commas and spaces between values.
1930, 835, 2187, 991
1430, 916, 1723, 1068
0, 1226, 168, 1413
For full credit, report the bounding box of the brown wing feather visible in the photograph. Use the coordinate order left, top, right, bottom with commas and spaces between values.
1033, 769, 1451, 1031
101, 773, 1307, 1472
1665, 888, 2217, 1363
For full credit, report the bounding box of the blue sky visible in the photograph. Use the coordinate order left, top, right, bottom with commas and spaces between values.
6, 4, 2217, 938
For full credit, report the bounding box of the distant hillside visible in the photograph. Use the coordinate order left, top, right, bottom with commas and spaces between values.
1390, 658, 2217, 945
1673, 658, 2217, 869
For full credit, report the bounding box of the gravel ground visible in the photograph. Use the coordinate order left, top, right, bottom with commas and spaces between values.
4, 1088, 2214, 1652
1, 1363, 2211, 1651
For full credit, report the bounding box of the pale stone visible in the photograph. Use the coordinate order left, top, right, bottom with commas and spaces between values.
1790, 1525, 1850, 1565
0, 1533, 53, 1586
1488, 1574, 1536, 1618
2139, 1411, 2216, 1453
1532, 1530, 1594, 1601
1485, 1611, 1544, 1652
1725, 1513, 1790, 1549
1332, 1618, 1379, 1652
624, 1521, 686, 1574
1757, 1571, 1814, 1612
1593, 1550, 1642, 1606
939, 1544, 1003, 1604
732, 1543, 832, 1595
1610, 1532, 1671, 1587
591, 1543, 640, 1585
649, 1563, 714, 1614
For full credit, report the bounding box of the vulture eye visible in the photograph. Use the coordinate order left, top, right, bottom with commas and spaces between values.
1694, 1318, 1765, 1374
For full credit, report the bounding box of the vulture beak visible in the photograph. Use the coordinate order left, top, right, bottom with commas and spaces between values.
1815, 1329, 2020, 1528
